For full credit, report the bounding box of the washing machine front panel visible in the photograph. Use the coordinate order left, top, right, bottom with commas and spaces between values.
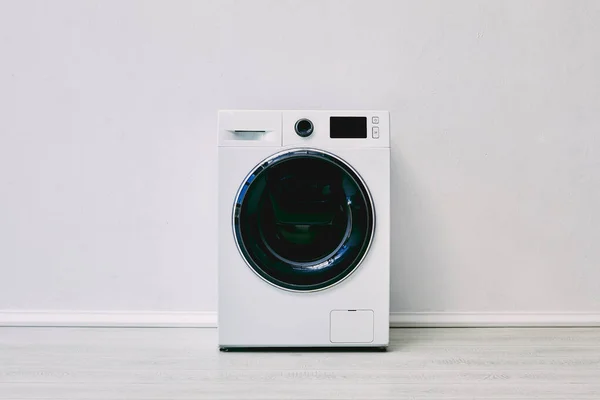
233, 148, 375, 292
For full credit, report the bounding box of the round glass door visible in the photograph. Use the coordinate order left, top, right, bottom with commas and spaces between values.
233, 149, 375, 292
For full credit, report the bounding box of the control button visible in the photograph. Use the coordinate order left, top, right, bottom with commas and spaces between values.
372, 126, 380, 138
372, 116, 379, 124
295, 119, 314, 137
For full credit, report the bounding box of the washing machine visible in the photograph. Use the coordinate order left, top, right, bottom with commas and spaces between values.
218, 110, 390, 350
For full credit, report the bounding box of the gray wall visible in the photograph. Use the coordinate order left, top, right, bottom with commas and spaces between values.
1, 0, 599, 314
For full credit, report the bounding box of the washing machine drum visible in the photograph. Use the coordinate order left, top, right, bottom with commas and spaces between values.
233, 149, 375, 292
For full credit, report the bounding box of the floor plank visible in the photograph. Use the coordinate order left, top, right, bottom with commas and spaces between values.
0, 327, 599, 399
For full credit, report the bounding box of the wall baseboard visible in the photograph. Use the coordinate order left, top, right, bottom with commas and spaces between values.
389, 312, 600, 327
1, 311, 600, 328
0, 311, 217, 327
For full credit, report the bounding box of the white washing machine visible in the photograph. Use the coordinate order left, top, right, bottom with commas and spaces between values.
218, 110, 390, 350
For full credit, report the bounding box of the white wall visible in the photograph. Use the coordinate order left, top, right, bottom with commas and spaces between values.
1, 1, 600, 318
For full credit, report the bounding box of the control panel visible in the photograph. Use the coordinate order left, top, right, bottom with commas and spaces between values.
218, 110, 390, 148
284, 111, 389, 148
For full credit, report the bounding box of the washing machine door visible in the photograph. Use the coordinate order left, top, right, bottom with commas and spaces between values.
233, 149, 375, 292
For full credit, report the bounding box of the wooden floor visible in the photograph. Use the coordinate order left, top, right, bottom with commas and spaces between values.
1, 328, 600, 399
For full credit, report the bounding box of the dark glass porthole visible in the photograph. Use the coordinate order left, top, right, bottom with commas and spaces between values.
233, 149, 375, 292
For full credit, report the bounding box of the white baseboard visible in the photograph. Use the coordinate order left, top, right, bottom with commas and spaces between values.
1, 311, 600, 328
390, 312, 600, 327
0, 311, 217, 327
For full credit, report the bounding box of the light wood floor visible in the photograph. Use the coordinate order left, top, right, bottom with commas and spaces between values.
1, 327, 599, 399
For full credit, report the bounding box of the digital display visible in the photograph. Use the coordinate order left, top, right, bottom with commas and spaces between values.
330, 117, 367, 139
